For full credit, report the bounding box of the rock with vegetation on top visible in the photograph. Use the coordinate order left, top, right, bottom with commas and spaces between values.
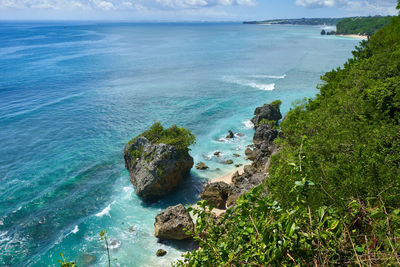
200, 182, 232, 209
124, 122, 195, 201
250, 100, 282, 127
154, 204, 194, 240
196, 162, 209, 170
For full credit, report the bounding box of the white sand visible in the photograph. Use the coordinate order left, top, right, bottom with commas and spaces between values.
336, 34, 368, 40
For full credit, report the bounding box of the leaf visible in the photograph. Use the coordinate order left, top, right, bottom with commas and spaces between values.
328, 220, 340, 230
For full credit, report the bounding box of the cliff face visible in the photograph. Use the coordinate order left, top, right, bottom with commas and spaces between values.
124, 136, 193, 201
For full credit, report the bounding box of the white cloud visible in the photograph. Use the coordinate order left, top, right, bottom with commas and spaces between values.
0, 0, 257, 10
295, 0, 346, 8
295, 0, 398, 15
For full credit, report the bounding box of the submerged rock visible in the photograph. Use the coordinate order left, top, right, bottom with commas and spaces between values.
226, 130, 234, 139
156, 249, 167, 257
124, 136, 194, 201
222, 159, 234, 165
154, 204, 194, 240
77, 253, 97, 266
251, 103, 282, 127
200, 182, 232, 209
196, 162, 209, 170
233, 153, 240, 158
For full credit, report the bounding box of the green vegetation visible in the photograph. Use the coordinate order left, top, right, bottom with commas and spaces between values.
128, 122, 195, 152
336, 16, 392, 36
244, 18, 342, 25
178, 3, 400, 266
269, 99, 282, 108
57, 253, 76, 267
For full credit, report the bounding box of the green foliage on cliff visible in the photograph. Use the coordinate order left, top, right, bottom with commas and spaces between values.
178, 3, 400, 266
336, 16, 392, 36
129, 122, 196, 152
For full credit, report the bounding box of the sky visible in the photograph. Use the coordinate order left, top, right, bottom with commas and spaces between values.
0, 0, 398, 21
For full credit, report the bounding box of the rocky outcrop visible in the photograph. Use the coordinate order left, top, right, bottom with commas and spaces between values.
226, 130, 234, 139
251, 103, 282, 128
196, 162, 209, 170
201, 101, 283, 209
124, 136, 193, 201
200, 182, 232, 209
154, 204, 194, 240
156, 249, 167, 257
253, 123, 279, 146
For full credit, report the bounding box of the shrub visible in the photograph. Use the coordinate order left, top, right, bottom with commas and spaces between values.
128, 122, 196, 152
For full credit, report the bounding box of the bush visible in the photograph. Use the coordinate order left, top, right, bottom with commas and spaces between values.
128, 122, 196, 152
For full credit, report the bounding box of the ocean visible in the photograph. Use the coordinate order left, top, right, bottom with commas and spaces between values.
0, 22, 359, 266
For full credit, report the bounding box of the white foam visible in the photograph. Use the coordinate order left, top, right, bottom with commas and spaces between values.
123, 186, 132, 193
95, 205, 111, 218
71, 225, 79, 234
245, 82, 275, 91
242, 120, 254, 129
250, 74, 286, 79
108, 239, 121, 250
222, 76, 276, 91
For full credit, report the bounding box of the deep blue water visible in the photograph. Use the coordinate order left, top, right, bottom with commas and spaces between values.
0, 22, 359, 266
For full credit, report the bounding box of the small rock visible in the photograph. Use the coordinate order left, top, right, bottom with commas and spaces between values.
233, 153, 240, 158
156, 249, 167, 257
214, 151, 221, 156
196, 162, 209, 170
216, 168, 221, 171
245, 148, 256, 161
222, 159, 233, 164
226, 130, 234, 139
235, 164, 242, 167
154, 204, 194, 240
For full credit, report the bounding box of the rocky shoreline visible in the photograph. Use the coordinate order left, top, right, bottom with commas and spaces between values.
150, 101, 281, 256
123, 101, 282, 257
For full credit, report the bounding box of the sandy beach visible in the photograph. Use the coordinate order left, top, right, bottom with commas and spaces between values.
336, 34, 368, 40
211, 166, 245, 184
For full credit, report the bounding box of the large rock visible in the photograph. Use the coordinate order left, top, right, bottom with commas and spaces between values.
124, 136, 193, 201
251, 103, 282, 127
154, 204, 194, 240
200, 182, 232, 209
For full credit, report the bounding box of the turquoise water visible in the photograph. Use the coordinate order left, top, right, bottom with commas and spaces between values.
0, 22, 359, 266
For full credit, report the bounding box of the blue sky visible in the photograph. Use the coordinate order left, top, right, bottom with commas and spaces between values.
0, 0, 398, 21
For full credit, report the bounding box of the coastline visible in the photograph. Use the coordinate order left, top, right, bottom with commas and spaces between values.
211, 166, 245, 184
336, 34, 368, 40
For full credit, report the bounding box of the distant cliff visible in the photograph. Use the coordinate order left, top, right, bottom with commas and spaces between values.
336, 16, 392, 35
